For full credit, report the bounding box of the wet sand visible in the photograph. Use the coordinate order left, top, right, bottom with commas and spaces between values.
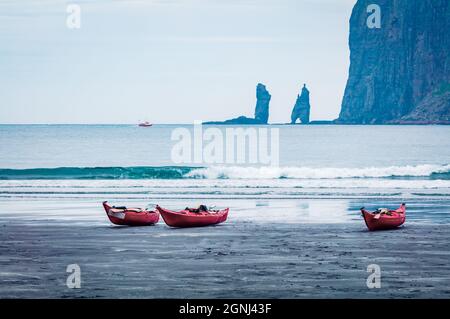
1, 199, 450, 298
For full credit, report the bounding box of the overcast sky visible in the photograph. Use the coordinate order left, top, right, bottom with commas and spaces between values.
0, 0, 356, 124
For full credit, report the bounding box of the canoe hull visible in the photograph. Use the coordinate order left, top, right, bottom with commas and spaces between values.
102, 202, 159, 226
156, 206, 229, 228
361, 204, 406, 231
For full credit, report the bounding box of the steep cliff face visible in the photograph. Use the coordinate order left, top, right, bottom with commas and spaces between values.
337, 0, 450, 124
254, 83, 272, 124
291, 84, 311, 124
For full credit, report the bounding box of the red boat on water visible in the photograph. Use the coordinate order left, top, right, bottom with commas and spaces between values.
102, 201, 159, 226
361, 203, 406, 231
138, 121, 152, 127
156, 205, 229, 228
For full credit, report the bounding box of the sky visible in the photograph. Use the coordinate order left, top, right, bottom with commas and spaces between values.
0, 0, 356, 124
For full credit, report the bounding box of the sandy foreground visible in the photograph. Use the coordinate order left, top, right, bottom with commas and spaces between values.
0, 198, 449, 298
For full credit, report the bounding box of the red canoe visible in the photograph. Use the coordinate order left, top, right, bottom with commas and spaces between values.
102, 201, 159, 226
361, 203, 406, 231
156, 205, 229, 228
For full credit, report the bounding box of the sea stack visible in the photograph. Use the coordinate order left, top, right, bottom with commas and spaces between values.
337, 0, 450, 124
291, 84, 310, 124
254, 83, 272, 124
203, 83, 272, 125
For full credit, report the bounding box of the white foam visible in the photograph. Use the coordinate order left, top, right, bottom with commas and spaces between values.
185, 164, 450, 179
0, 177, 449, 191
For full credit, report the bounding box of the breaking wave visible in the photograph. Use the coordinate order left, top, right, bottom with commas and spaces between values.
0, 164, 449, 180
186, 164, 450, 180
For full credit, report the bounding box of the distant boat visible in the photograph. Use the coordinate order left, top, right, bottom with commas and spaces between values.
138, 121, 152, 127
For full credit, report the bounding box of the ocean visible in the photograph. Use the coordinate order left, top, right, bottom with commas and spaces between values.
1, 124, 449, 224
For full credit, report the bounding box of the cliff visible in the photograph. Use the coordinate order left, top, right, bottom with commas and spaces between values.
291, 84, 311, 124
204, 83, 271, 125
337, 0, 450, 124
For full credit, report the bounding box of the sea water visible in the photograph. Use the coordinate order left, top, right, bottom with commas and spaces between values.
1, 124, 449, 168
0, 124, 449, 223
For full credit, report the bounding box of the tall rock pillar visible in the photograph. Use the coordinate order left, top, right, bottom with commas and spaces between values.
291, 84, 311, 124
254, 83, 272, 124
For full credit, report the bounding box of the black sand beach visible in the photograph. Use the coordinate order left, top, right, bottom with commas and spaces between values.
1, 198, 449, 298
